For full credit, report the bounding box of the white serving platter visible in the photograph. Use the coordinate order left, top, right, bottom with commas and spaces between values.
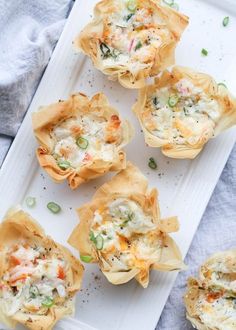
0, 0, 236, 329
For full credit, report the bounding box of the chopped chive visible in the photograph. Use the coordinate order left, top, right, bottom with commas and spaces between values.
80, 255, 93, 263
100, 42, 111, 59
168, 95, 179, 107
76, 137, 89, 149
201, 48, 208, 56
89, 231, 96, 243
29, 285, 39, 298
148, 157, 157, 170
25, 196, 36, 208
125, 13, 134, 21
47, 202, 61, 214
223, 16, 229, 27
95, 234, 104, 250
42, 297, 54, 308
135, 41, 142, 51
218, 82, 227, 89
127, 0, 137, 12
57, 160, 71, 170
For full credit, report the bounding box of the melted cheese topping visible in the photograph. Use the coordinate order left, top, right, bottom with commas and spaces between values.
142, 79, 220, 145
202, 256, 236, 294
99, 0, 170, 74
51, 114, 122, 169
196, 293, 236, 330
0, 243, 67, 316
90, 198, 161, 272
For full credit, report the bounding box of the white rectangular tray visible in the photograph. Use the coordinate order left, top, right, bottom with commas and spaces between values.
0, 0, 236, 329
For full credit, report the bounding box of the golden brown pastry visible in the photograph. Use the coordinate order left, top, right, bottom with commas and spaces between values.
75, 0, 188, 88
32, 92, 133, 189
133, 66, 236, 158
184, 249, 236, 330
68, 162, 185, 288
0, 208, 84, 330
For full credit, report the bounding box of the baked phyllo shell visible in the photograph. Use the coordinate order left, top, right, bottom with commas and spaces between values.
68, 162, 184, 288
75, 0, 188, 89
185, 249, 236, 330
0, 208, 84, 330
133, 66, 236, 159
32, 92, 133, 189
185, 277, 236, 330
199, 249, 236, 297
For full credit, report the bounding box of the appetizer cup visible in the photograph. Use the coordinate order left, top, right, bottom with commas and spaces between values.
68, 162, 185, 288
0, 208, 84, 330
75, 0, 188, 88
32, 92, 133, 189
184, 249, 236, 330
133, 66, 236, 159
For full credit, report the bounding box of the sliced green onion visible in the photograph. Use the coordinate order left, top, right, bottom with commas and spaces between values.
80, 255, 93, 263
29, 285, 39, 298
25, 196, 36, 208
135, 41, 142, 51
47, 202, 61, 214
76, 137, 89, 149
218, 82, 227, 89
223, 16, 229, 27
100, 42, 111, 59
57, 160, 71, 170
125, 13, 134, 21
201, 48, 208, 56
168, 95, 179, 107
95, 234, 104, 250
127, 0, 137, 12
89, 231, 96, 243
170, 2, 179, 10
42, 296, 54, 308
163, 0, 174, 5
148, 157, 157, 170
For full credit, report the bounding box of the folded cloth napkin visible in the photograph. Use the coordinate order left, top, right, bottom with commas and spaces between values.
156, 143, 236, 330
0, 0, 73, 137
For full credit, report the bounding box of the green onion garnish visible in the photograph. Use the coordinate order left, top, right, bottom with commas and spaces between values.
201, 48, 208, 56
125, 13, 134, 21
127, 0, 137, 12
148, 157, 157, 170
80, 255, 93, 263
218, 82, 227, 88
57, 160, 71, 170
89, 231, 104, 250
76, 137, 89, 149
223, 16, 229, 27
135, 41, 142, 51
42, 297, 54, 308
100, 42, 111, 59
47, 202, 61, 214
89, 231, 96, 243
29, 285, 39, 298
25, 196, 36, 208
168, 95, 179, 107
95, 234, 104, 250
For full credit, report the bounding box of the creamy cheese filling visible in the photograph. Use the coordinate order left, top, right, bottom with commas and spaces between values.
143, 78, 220, 145
99, 0, 168, 74
51, 114, 122, 169
90, 198, 160, 271
0, 243, 67, 316
196, 294, 236, 330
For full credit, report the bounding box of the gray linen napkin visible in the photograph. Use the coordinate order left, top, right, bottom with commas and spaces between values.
0, 0, 73, 137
